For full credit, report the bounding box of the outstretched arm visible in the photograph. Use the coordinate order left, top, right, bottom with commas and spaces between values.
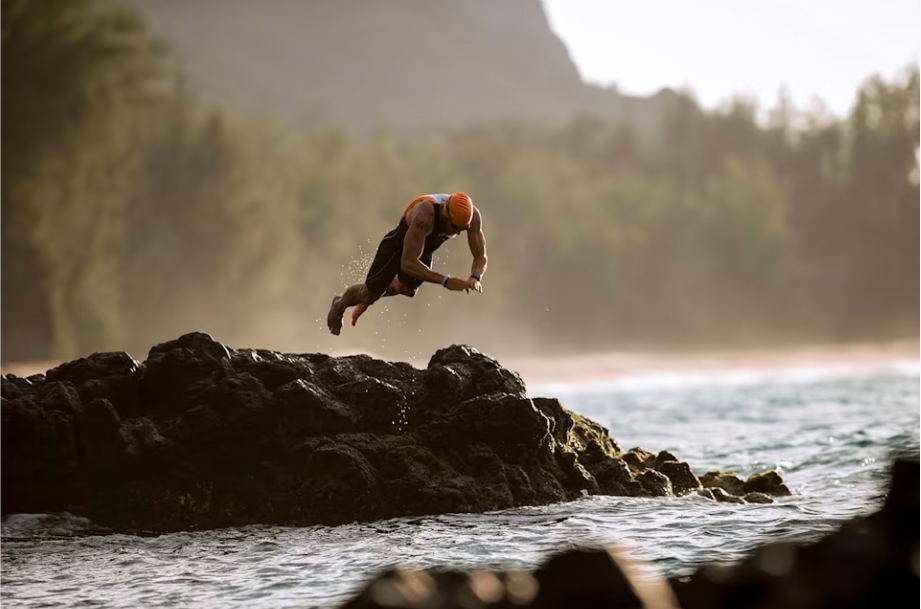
401, 204, 468, 291
401, 203, 446, 284
467, 208, 488, 290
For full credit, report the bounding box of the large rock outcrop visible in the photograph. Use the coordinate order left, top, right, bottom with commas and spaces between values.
1, 332, 787, 532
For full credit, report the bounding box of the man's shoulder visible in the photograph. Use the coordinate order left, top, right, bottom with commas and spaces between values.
409, 198, 436, 215
470, 205, 483, 225
406, 200, 435, 228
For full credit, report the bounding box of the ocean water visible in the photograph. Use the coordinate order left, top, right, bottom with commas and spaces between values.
2, 360, 918, 608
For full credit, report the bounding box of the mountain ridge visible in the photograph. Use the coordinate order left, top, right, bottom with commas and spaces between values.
121, 0, 668, 129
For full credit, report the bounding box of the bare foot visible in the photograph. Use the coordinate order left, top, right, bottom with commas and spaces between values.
351, 303, 369, 326
327, 296, 344, 335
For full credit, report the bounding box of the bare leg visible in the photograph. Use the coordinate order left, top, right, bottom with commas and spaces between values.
350, 303, 369, 326
327, 283, 382, 335
350, 277, 418, 327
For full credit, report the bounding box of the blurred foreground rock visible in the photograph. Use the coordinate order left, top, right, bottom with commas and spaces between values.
3, 332, 787, 532
339, 458, 918, 608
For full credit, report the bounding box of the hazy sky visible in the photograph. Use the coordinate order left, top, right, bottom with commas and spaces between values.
543, 0, 919, 116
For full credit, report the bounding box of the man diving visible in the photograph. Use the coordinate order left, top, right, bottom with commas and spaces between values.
326, 192, 487, 335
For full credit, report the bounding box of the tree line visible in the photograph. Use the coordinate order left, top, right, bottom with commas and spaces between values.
3, 0, 918, 362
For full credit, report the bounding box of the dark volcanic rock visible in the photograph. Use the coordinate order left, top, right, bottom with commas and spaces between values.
1, 375, 27, 400
743, 469, 792, 496
592, 458, 642, 496
0, 333, 788, 532
139, 332, 233, 417
622, 446, 657, 471
658, 460, 702, 497
700, 471, 746, 496
46, 351, 139, 383
709, 487, 745, 504
742, 491, 774, 504
34, 380, 82, 416
637, 469, 673, 497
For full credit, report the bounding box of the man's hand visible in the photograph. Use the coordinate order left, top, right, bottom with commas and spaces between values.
444, 277, 470, 292
465, 276, 482, 293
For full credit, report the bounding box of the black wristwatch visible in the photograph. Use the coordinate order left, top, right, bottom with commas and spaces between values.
471, 272, 482, 281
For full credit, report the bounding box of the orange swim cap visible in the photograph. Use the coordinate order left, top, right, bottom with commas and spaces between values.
446, 192, 473, 230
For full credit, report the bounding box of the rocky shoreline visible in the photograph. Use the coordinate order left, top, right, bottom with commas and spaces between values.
2, 332, 789, 533
337, 457, 919, 609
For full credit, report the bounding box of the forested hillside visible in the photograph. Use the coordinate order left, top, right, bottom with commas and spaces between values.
2, 0, 917, 362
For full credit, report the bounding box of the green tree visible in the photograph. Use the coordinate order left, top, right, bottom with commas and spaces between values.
2, 0, 164, 357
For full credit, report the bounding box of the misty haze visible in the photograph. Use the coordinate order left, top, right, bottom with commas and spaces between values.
1, 1, 918, 608
3, 0, 916, 368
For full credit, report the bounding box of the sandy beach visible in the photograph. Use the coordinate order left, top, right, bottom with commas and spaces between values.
3, 338, 917, 388
502, 339, 919, 387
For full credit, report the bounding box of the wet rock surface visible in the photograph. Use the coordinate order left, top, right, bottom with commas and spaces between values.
2, 332, 789, 532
